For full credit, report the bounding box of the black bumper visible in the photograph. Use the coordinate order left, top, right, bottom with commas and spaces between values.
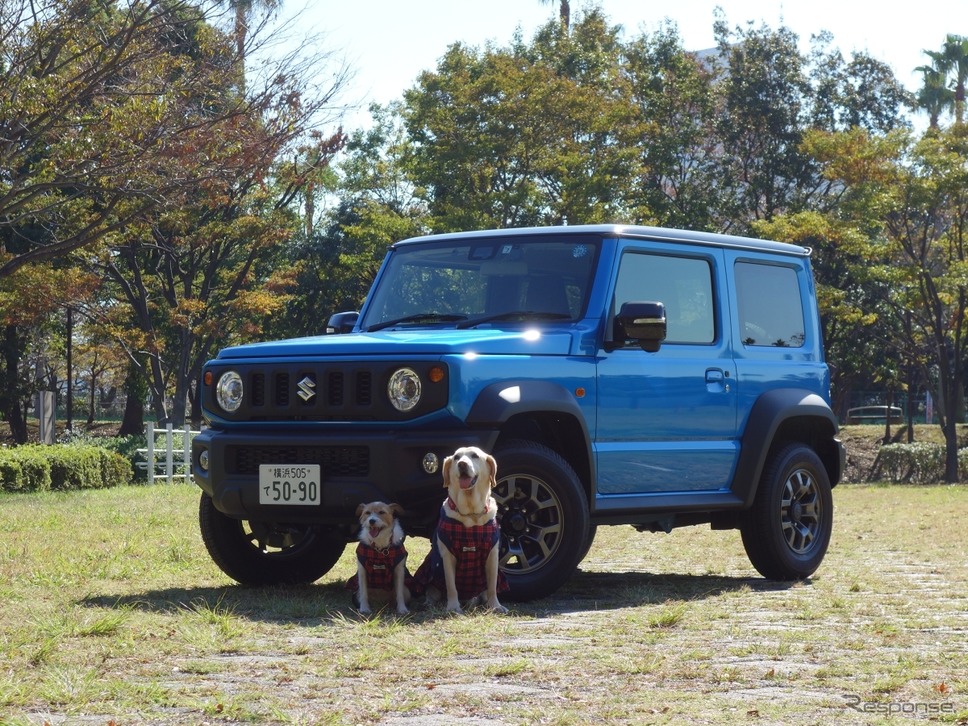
192, 427, 499, 534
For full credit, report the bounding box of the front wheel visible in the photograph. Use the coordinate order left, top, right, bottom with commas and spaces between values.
199, 493, 346, 586
492, 440, 590, 602
741, 443, 833, 580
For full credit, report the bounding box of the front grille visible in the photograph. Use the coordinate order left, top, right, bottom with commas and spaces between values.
206, 361, 448, 422
228, 445, 370, 477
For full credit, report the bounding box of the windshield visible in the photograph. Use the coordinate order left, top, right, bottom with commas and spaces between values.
360, 235, 601, 331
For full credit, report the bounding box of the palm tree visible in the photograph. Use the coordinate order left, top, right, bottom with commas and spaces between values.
915, 64, 954, 129
538, 0, 570, 31
221, 0, 280, 76
923, 34, 968, 125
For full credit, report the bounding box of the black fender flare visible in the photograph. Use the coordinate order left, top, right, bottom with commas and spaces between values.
733, 388, 841, 507
466, 379, 595, 482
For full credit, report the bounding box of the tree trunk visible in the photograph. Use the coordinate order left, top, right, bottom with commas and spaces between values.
1, 325, 28, 443
938, 353, 962, 483
118, 360, 147, 436
882, 387, 893, 445
87, 372, 97, 425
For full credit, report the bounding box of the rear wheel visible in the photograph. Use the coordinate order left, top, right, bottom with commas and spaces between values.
493, 440, 590, 601
199, 493, 346, 586
741, 443, 833, 580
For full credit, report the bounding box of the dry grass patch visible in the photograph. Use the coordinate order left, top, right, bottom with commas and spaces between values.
0, 483, 966, 724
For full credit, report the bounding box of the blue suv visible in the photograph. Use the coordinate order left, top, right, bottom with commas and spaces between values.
193, 225, 846, 600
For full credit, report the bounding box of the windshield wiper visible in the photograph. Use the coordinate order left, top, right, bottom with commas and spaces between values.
365, 313, 467, 332
456, 311, 571, 329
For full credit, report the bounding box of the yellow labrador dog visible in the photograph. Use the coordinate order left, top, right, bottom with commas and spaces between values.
414, 446, 509, 613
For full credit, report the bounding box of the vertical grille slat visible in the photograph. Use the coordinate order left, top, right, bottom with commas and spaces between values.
356, 371, 372, 406
251, 373, 265, 407
275, 373, 289, 407
327, 371, 344, 406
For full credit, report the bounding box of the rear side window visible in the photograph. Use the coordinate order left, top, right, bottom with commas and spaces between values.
614, 252, 714, 344
735, 262, 805, 347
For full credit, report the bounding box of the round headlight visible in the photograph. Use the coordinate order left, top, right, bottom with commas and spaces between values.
388, 367, 421, 412
216, 371, 244, 412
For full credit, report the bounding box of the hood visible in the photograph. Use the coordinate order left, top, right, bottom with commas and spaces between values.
215, 328, 579, 360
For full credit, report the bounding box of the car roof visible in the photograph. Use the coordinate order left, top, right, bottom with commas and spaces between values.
391, 224, 811, 257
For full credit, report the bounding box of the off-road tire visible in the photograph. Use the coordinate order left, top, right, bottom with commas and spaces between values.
741, 442, 833, 580
199, 493, 346, 586
493, 439, 591, 601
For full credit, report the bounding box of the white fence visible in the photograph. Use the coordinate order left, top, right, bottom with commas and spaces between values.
139, 422, 200, 484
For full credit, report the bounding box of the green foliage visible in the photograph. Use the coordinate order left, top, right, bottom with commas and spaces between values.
873, 442, 968, 484
0, 457, 24, 491
0, 445, 131, 492
0, 448, 52, 492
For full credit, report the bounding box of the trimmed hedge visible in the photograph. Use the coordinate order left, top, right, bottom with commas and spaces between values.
0, 445, 132, 493
872, 442, 968, 484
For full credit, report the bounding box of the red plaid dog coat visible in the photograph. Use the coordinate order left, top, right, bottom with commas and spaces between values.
413, 502, 509, 601
345, 542, 412, 593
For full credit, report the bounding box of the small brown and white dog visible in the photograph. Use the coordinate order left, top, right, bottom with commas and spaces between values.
345, 501, 411, 615
413, 446, 509, 614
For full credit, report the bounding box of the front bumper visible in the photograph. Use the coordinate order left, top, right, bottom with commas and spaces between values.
192, 427, 499, 534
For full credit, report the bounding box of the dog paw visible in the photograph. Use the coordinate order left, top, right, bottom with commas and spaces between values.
489, 603, 509, 615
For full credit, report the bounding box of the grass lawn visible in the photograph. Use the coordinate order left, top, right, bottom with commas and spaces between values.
0, 482, 966, 725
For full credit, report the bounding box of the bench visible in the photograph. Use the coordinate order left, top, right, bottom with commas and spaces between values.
845, 405, 903, 425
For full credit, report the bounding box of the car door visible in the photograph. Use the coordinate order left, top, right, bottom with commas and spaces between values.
595, 242, 739, 497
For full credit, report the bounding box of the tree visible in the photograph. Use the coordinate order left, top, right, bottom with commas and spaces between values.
538, 0, 569, 32
403, 11, 636, 230
213, 0, 279, 88
916, 64, 955, 130
0, 263, 98, 440
268, 104, 426, 339
623, 24, 719, 229
0, 0, 228, 276
710, 19, 818, 229
73, 328, 126, 425
807, 37, 912, 134
923, 34, 968, 125
66, 2, 347, 427
791, 126, 968, 482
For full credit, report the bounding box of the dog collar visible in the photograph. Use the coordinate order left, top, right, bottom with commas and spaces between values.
358, 541, 403, 557
446, 496, 490, 518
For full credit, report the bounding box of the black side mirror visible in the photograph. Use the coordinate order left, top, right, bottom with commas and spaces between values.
616, 301, 666, 352
326, 311, 359, 334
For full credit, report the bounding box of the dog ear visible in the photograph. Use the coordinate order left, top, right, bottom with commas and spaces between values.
486, 454, 498, 489
355, 503, 366, 518
441, 455, 453, 488
389, 503, 404, 518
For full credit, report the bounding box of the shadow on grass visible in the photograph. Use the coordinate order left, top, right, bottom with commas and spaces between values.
78, 581, 355, 624
530, 568, 799, 614
77, 568, 801, 623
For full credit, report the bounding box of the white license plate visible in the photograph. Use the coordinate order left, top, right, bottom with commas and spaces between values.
258, 465, 321, 505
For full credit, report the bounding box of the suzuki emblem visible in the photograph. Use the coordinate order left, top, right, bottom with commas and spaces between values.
296, 375, 316, 402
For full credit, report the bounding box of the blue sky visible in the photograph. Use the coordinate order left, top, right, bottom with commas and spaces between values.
271, 0, 968, 129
